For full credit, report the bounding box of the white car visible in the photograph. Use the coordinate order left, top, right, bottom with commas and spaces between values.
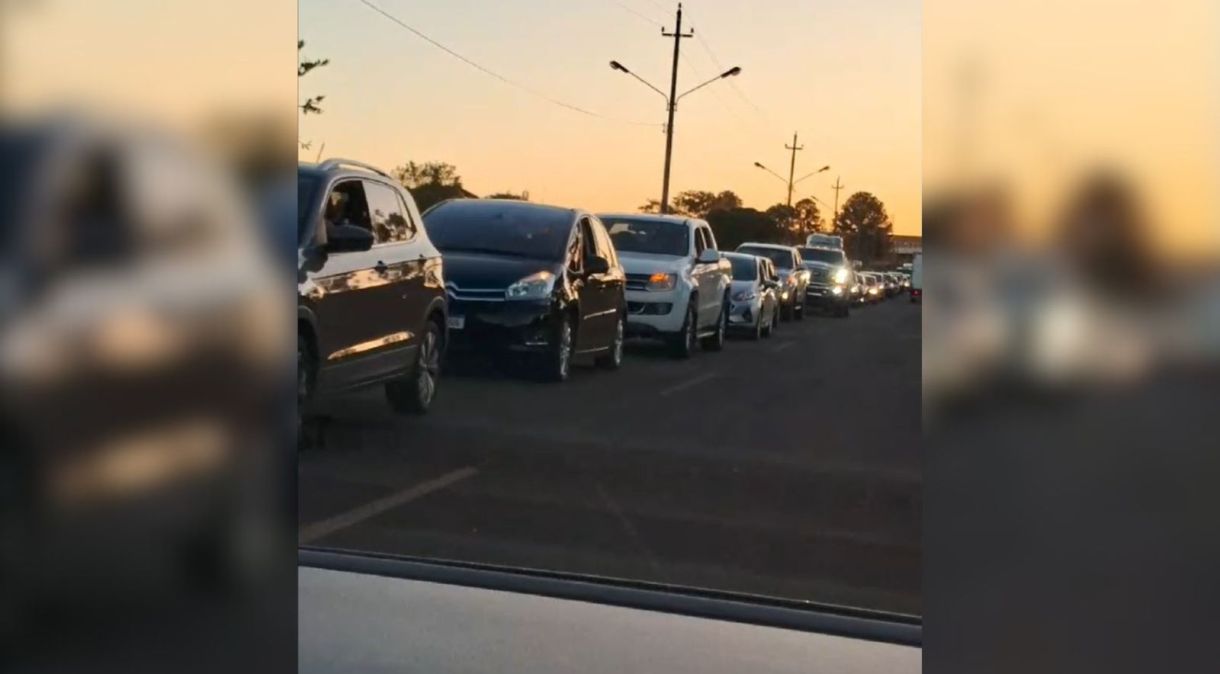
598, 213, 733, 358
735, 243, 811, 321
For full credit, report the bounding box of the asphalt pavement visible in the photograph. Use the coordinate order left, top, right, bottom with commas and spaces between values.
299, 297, 922, 615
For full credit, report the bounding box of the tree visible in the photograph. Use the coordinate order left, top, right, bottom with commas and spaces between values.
793, 198, 824, 237
298, 40, 329, 115
639, 190, 742, 217
485, 190, 529, 201
706, 207, 786, 251
394, 161, 471, 212
764, 204, 799, 244
833, 192, 894, 263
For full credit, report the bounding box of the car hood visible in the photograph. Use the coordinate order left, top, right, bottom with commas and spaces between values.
442, 251, 561, 290
616, 251, 689, 276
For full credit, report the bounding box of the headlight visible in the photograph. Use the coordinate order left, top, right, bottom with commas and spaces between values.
833, 267, 849, 284
646, 272, 677, 291
505, 270, 556, 300
732, 290, 757, 302
831, 286, 843, 295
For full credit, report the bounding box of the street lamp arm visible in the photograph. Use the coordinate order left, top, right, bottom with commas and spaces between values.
754, 163, 788, 185
610, 61, 669, 102
676, 66, 742, 101
793, 165, 831, 184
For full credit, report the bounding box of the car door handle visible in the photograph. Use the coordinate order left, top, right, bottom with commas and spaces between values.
374, 261, 389, 274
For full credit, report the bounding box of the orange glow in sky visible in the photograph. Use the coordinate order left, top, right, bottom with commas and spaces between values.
299, 0, 921, 235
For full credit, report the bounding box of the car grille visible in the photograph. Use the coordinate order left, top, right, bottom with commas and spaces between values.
627, 301, 673, 315
625, 273, 653, 291
445, 283, 506, 302
807, 267, 829, 282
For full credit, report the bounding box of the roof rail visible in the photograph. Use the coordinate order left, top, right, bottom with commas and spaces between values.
317, 158, 392, 179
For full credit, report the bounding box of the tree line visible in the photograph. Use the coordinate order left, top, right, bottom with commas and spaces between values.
355, 158, 898, 264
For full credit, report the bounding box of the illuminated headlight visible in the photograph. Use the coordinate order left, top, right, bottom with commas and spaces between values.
732, 290, 757, 302
831, 286, 843, 295
781, 291, 790, 300
505, 270, 556, 300
832, 267, 849, 284
868, 287, 878, 295
646, 272, 677, 291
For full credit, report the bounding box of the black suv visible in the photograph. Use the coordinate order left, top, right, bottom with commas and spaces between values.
297, 159, 447, 421
422, 199, 626, 382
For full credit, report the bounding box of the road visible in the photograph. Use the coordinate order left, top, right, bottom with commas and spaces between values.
299, 298, 922, 615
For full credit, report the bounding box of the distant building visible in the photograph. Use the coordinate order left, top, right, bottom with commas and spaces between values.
892, 234, 922, 264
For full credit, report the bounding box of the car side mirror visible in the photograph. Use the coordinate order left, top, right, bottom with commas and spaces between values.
326, 224, 375, 253
697, 248, 720, 264
586, 256, 611, 275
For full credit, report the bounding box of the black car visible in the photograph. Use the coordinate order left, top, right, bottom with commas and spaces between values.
796, 246, 853, 317
423, 199, 627, 382
297, 159, 448, 419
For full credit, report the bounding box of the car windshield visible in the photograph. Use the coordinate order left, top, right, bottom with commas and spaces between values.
424, 203, 571, 260
727, 255, 757, 280
737, 246, 793, 269
798, 247, 846, 266
602, 217, 689, 256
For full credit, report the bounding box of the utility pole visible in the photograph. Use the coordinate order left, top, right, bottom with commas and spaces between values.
659, 4, 694, 214
830, 176, 845, 228
785, 132, 804, 207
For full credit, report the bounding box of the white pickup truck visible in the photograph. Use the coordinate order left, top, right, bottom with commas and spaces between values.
597, 213, 733, 358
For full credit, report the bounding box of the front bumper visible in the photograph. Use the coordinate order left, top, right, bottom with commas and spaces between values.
624, 288, 687, 336
446, 299, 559, 354
727, 298, 763, 328
805, 284, 849, 306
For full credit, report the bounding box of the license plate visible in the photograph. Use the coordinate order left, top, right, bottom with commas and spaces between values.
447, 315, 465, 330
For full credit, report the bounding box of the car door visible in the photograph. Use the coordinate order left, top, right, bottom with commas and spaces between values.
691, 226, 718, 329
587, 216, 624, 347
702, 224, 730, 312
307, 179, 404, 390
363, 178, 426, 366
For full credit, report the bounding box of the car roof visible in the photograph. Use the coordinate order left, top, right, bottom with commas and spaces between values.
722, 251, 760, 263
427, 198, 578, 220
737, 242, 796, 252
597, 212, 697, 226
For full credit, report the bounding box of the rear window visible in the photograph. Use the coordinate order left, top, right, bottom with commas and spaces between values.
727, 255, 757, 280
737, 245, 793, 270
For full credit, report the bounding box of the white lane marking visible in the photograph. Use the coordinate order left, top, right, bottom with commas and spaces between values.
659, 372, 719, 397
770, 340, 797, 353
299, 466, 479, 544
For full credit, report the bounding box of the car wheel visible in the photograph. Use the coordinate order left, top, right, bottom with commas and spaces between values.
387, 319, 442, 414
750, 312, 764, 340
701, 297, 727, 351
669, 301, 697, 359
795, 297, 805, 321
540, 314, 575, 381
596, 313, 625, 370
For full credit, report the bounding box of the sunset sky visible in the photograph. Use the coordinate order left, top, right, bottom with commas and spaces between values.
298, 0, 922, 235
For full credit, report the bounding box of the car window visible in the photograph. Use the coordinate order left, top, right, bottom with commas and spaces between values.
589, 217, 617, 266
567, 223, 583, 274
363, 180, 415, 245
579, 218, 601, 266
700, 225, 718, 251
693, 228, 707, 255
324, 179, 373, 240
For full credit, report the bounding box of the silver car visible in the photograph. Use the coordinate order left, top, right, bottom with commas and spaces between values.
723, 252, 780, 339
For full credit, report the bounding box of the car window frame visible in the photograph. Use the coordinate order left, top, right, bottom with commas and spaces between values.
566, 219, 584, 275
588, 216, 617, 267
321, 177, 375, 253
361, 178, 414, 247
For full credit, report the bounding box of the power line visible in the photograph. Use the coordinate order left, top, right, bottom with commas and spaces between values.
605, 0, 663, 27
357, 0, 660, 127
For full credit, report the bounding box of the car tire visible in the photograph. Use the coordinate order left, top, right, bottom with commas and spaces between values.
701, 297, 728, 351
596, 313, 625, 370
669, 301, 698, 359
386, 318, 442, 414
750, 313, 764, 340
795, 298, 805, 321
539, 313, 575, 381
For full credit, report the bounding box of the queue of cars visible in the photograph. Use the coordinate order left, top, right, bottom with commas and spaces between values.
296, 159, 906, 430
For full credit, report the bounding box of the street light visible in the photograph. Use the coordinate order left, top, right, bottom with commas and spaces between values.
754, 160, 830, 207
609, 58, 742, 214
